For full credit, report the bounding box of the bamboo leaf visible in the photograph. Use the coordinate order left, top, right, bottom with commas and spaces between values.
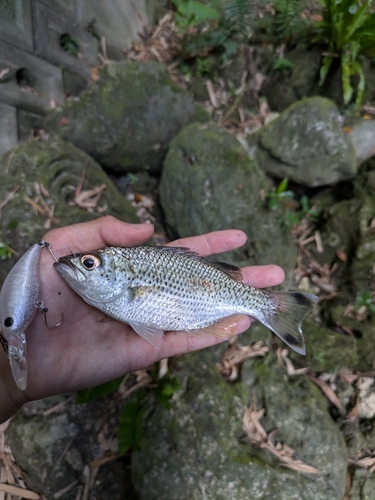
343, 0, 372, 45
341, 55, 354, 105
319, 55, 334, 85
351, 60, 365, 111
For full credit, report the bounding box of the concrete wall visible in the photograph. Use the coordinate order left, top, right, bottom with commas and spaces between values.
0, 0, 156, 158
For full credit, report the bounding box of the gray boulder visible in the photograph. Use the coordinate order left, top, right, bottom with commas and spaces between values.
159, 122, 298, 278
132, 337, 347, 500
0, 137, 136, 284
44, 61, 208, 173
347, 118, 375, 165
255, 97, 357, 187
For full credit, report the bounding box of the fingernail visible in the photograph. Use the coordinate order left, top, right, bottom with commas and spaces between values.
129, 223, 153, 229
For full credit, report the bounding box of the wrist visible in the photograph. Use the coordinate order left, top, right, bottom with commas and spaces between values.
0, 348, 26, 423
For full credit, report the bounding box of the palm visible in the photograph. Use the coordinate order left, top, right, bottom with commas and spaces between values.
3, 216, 285, 404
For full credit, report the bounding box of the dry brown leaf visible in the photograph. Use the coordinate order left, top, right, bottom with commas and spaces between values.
0, 186, 19, 213
119, 370, 153, 399
217, 339, 268, 381
0, 483, 40, 499
206, 80, 219, 108
43, 395, 75, 416
349, 450, 375, 473
0, 69, 10, 80
69, 169, 107, 212
336, 249, 347, 262
242, 406, 321, 475
59, 117, 70, 127
314, 230, 324, 253
308, 375, 343, 413
361, 104, 375, 116
276, 348, 309, 377
54, 480, 79, 499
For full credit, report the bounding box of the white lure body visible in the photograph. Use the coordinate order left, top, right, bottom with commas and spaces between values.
0, 241, 45, 390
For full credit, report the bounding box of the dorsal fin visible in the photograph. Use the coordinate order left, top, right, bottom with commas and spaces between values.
207, 261, 243, 281
154, 246, 199, 258
154, 246, 243, 281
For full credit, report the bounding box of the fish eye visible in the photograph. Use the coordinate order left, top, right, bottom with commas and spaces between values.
4, 317, 13, 328
80, 254, 101, 270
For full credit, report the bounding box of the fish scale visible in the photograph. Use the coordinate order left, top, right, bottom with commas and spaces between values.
54, 245, 318, 354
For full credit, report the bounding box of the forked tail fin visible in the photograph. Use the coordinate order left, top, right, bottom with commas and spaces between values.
258, 292, 318, 355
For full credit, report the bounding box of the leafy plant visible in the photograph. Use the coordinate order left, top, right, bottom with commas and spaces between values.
195, 56, 211, 76
271, 57, 294, 72
0, 241, 12, 260
271, 0, 309, 42
60, 33, 80, 57
315, 0, 375, 110
118, 394, 144, 454
172, 0, 220, 31
354, 290, 375, 314
266, 179, 321, 228
255, 0, 309, 43
76, 366, 181, 455
173, 0, 256, 64
76, 376, 125, 404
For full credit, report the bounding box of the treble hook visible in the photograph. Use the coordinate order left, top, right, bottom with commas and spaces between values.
36, 301, 64, 329
37, 240, 59, 263
0, 333, 8, 355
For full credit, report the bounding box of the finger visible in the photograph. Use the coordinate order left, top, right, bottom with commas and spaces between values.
44, 216, 154, 255
241, 264, 285, 288
168, 229, 247, 257
155, 316, 252, 361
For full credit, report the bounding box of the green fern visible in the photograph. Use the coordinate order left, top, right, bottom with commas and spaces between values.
223, 0, 257, 36
271, 0, 309, 42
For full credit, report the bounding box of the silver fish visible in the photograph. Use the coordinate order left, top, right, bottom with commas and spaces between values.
54, 246, 317, 354
0, 240, 50, 390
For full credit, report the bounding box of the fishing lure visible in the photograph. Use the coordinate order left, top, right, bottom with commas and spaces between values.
0, 240, 62, 391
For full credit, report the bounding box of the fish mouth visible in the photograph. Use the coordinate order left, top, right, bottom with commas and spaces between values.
53, 257, 86, 282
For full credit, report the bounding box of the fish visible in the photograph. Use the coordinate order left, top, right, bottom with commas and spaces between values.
0, 240, 50, 390
54, 245, 318, 354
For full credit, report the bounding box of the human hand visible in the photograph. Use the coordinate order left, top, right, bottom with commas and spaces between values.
0, 216, 284, 421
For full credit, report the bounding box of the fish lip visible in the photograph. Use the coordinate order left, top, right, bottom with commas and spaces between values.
54, 256, 86, 281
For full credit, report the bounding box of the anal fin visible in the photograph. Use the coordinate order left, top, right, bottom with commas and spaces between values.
187, 315, 244, 340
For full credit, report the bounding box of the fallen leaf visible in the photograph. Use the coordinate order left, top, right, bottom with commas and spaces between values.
0, 68, 10, 80
91, 67, 99, 81
308, 375, 343, 413
242, 406, 321, 475
276, 348, 309, 377
217, 339, 268, 381
336, 249, 347, 262
59, 117, 70, 127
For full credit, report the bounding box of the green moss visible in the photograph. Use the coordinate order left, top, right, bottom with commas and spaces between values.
0, 138, 136, 285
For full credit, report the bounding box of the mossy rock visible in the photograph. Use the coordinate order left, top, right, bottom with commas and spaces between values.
0, 137, 136, 285
255, 97, 357, 187
289, 319, 359, 373
159, 122, 298, 279
132, 347, 347, 499
44, 61, 208, 173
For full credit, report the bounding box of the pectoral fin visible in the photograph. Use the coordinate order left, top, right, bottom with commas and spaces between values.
129, 321, 165, 348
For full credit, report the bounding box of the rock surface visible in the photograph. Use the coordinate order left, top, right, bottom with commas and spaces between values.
159, 122, 298, 278
347, 118, 375, 165
44, 61, 208, 173
255, 97, 357, 187
0, 137, 136, 285
132, 337, 347, 500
